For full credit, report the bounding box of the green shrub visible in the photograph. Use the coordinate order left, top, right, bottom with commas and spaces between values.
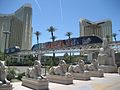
7, 67, 17, 81
16, 72, 25, 81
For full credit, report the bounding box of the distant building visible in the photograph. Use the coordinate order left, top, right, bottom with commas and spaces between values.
79, 18, 112, 41
0, 14, 12, 52
0, 4, 32, 52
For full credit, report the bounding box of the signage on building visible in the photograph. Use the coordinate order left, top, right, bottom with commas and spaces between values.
32, 36, 103, 51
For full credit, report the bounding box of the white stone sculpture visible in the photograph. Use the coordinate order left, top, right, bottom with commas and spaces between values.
85, 59, 104, 77
22, 60, 48, 90
85, 59, 99, 71
0, 61, 12, 90
68, 59, 90, 80
68, 59, 85, 73
97, 38, 117, 72
98, 38, 116, 65
25, 60, 43, 79
49, 60, 68, 76
47, 60, 73, 84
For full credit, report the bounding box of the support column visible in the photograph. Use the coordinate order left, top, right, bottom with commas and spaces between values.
38, 50, 42, 61
18, 54, 20, 62
87, 52, 93, 62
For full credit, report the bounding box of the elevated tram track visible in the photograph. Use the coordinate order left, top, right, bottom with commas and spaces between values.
6, 43, 120, 63
6, 35, 120, 61
9, 42, 120, 56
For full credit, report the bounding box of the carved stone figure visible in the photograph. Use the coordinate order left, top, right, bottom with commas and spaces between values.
47, 60, 73, 84
49, 60, 68, 76
0, 61, 10, 85
85, 59, 98, 71
25, 60, 44, 79
68, 59, 90, 80
22, 60, 48, 90
97, 38, 116, 66
85, 59, 104, 77
68, 59, 85, 73
0, 61, 12, 90
97, 38, 117, 73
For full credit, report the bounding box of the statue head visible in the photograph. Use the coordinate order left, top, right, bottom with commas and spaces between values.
78, 59, 84, 65
59, 60, 66, 66
92, 59, 98, 66
34, 60, 42, 67
92, 59, 98, 70
93, 59, 97, 62
59, 60, 67, 73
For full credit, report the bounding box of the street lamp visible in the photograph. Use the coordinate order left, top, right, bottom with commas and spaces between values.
3, 31, 10, 60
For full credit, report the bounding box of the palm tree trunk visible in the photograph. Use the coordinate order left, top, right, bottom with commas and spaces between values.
37, 36, 39, 44
114, 37, 116, 42
52, 53, 55, 65
69, 37, 71, 62
51, 33, 55, 65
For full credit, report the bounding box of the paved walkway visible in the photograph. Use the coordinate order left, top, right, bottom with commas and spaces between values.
12, 73, 120, 90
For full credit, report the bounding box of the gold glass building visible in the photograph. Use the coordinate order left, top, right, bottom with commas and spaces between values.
80, 18, 112, 41
0, 4, 32, 52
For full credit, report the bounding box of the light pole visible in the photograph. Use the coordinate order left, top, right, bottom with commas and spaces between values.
3, 31, 10, 60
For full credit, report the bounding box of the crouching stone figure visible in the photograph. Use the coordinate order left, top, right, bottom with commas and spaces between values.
0, 61, 10, 85
49, 60, 68, 76
68, 59, 85, 73
85, 59, 104, 77
25, 60, 44, 79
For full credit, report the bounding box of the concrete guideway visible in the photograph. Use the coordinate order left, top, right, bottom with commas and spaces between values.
11, 43, 102, 55
12, 73, 120, 90
10, 42, 120, 56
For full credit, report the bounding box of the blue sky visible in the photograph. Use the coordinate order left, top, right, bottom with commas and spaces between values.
0, 0, 120, 46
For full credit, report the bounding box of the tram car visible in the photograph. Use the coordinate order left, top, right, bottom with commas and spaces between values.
31, 35, 103, 51
5, 46, 20, 54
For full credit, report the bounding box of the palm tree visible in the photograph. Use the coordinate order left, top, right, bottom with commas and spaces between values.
47, 26, 56, 42
105, 35, 110, 42
112, 33, 117, 42
34, 31, 41, 61
47, 26, 57, 65
65, 32, 73, 39
65, 32, 73, 62
34, 31, 41, 44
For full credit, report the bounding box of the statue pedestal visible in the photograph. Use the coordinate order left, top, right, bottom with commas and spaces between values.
22, 77, 48, 90
89, 69, 104, 77
0, 84, 12, 90
71, 71, 90, 80
47, 75, 73, 85
99, 65, 117, 73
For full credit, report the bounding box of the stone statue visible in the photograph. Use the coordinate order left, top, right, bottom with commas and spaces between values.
97, 38, 116, 66
85, 59, 98, 71
49, 60, 68, 76
85, 59, 104, 77
25, 60, 44, 79
0, 61, 10, 85
68, 59, 85, 73
48, 60, 73, 84
23, 60, 48, 90
68, 59, 90, 80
